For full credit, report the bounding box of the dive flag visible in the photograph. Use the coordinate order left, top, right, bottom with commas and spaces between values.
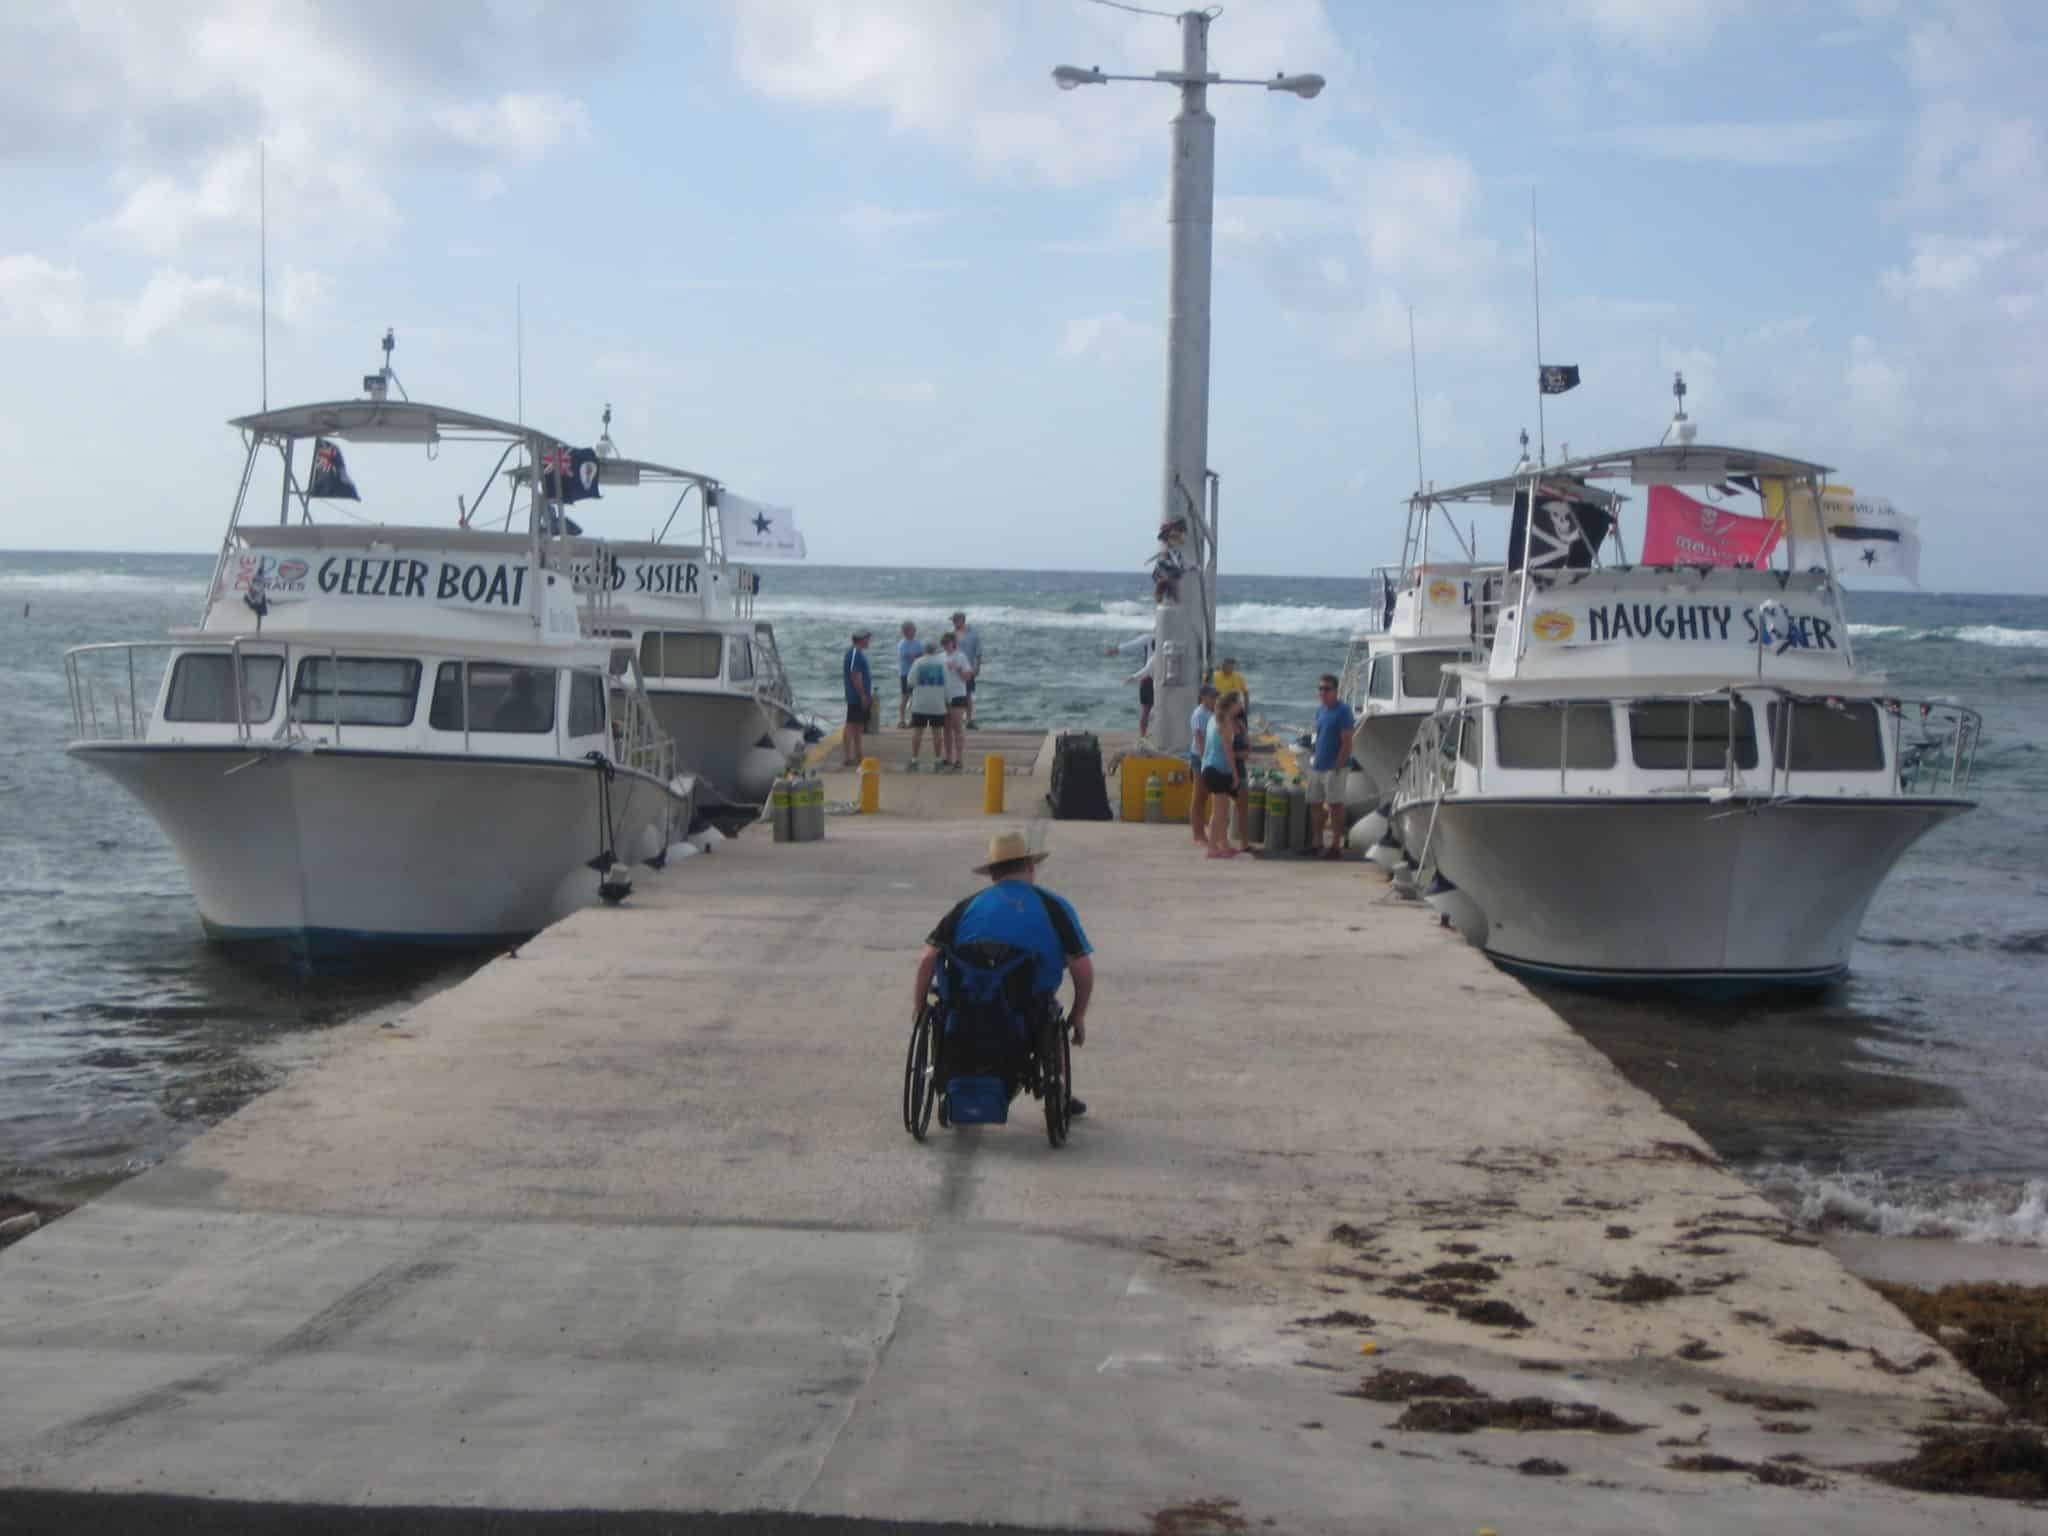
1539, 364, 1581, 395
540, 445, 602, 504
1826, 494, 1922, 586
716, 490, 806, 560
307, 438, 359, 500
1642, 485, 1783, 568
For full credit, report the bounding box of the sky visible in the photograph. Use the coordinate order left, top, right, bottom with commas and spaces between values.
1, 0, 2043, 590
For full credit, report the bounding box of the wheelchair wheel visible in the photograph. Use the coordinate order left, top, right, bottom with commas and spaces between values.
903, 1004, 937, 1141
1041, 1017, 1072, 1148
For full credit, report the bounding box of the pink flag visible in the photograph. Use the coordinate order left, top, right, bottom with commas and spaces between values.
1642, 485, 1783, 568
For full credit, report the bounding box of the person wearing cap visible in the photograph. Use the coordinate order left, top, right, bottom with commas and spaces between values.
1106, 630, 1156, 737
1188, 682, 1219, 846
841, 628, 873, 767
895, 620, 920, 728
950, 611, 984, 728
912, 830, 1094, 1116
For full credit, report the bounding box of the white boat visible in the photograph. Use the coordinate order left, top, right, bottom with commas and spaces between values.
1387, 433, 1979, 993
540, 424, 808, 811
64, 354, 693, 961
1336, 491, 1504, 822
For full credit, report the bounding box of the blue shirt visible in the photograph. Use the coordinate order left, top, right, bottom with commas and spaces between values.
1202, 717, 1231, 775
1188, 704, 1212, 764
930, 879, 1091, 997
955, 626, 983, 671
1312, 700, 1356, 771
843, 646, 871, 704
896, 637, 921, 678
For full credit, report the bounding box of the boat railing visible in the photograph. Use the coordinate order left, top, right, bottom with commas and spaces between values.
1395, 686, 1982, 807
64, 638, 288, 746
753, 628, 796, 714
607, 655, 677, 786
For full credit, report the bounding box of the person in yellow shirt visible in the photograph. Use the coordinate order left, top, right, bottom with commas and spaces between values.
1211, 657, 1249, 717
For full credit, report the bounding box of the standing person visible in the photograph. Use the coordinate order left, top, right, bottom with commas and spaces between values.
1106, 631, 1156, 737
912, 830, 1093, 1117
950, 611, 984, 729
1188, 682, 1218, 847
841, 628, 873, 767
1307, 673, 1357, 858
1200, 691, 1243, 858
940, 630, 972, 771
904, 641, 950, 772
1212, 655, 1250, 718
895, 621, 920, 728
1229, 695, 1254, 852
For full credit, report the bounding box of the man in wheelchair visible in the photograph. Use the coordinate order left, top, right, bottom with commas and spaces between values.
910, 830, 1094, 1129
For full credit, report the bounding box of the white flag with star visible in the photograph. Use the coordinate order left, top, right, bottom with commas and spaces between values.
1824, 490, 1920, 587
717, 491, 806, 560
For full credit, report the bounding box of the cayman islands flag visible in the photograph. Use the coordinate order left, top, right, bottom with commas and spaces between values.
1642, 485, 1782, 568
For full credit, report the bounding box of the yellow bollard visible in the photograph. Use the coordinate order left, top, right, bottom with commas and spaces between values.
858, 756, 881, 815
982, 753, 1005, 814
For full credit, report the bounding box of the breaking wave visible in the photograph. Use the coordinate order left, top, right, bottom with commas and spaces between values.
0, 570, 207, 597
1848, 622, 2048, 650
754, 596, 1373, 638
1750, 1165, 2048, 1247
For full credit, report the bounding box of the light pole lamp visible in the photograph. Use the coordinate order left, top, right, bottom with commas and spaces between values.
1055, 13, 1324, 755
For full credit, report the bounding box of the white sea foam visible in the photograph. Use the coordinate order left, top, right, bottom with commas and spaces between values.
754, 596, 1374, 638
0, 571, 207, 597
1949, 624, 2048, 650
1751, 1165, 2048, 1248
1847, 621, 2048, 650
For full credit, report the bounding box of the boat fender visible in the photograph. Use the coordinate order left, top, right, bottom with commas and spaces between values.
598, 863, 634, 905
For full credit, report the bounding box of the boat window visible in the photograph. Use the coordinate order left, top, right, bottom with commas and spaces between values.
1400, 651, 1453, 700
1496, 702, 1617, 769
568, 673, 607, 738
163, 653, 284, 724
727, 637, 755, 682
290, 657, 422, 727
1628, 698, 1758, 771
1367, 656, 1395, 700
429, 662, 558, 733
1768, 699, 1885, 772
638, 630, 722, 680
1457, 712, 1481, 768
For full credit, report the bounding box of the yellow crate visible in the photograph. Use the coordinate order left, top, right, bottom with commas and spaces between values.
1119, 754, 1196, 822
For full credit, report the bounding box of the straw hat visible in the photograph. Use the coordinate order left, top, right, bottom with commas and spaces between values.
972, 830, 1048, 875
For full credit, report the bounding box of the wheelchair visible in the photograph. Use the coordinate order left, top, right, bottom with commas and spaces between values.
902, 939, 1073, 1148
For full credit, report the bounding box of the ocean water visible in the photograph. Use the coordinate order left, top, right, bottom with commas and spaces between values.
2, 551, 2044, 1247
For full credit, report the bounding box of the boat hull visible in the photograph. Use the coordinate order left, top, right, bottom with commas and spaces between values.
1351, 710, 1428, 801
648, 691, 797, 808
72, 743, 686, 957
1392, 795, 1969, 991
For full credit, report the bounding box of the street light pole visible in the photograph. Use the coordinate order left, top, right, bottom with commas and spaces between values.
1156, 10, 1214, 756
1054, 15, 1324, 755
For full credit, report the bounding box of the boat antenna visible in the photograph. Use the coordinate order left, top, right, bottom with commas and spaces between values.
1530, 189, 1546, 467
1407, 305, 1426, 495
1660, 370, 1696, 446
515, 283, 524, 425
596, 403, 618, 459
258, 140, 268, 410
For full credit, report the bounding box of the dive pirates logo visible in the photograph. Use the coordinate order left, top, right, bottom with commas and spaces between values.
1531, 610, 1575, 643
1427, 579, 1459, 606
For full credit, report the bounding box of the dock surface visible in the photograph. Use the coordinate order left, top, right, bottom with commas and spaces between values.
0, 741, 2024, 1532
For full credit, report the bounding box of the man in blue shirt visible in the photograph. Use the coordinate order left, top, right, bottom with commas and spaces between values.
912, 830, 1094, 1116
1307, 672, 1356, 859
841, 628, 873, 767
894, 621, 920, 727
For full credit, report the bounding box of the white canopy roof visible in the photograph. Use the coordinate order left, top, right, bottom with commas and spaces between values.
1427, 442, 1833, 507
230, 399, 560, 447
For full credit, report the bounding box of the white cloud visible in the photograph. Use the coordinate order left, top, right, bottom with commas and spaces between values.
1303, 145, 1498, 286
1545, 0, 1753, 53
1056, 311, 1157, 366
1576, 118, 1880, 168
0, 251, 329, 348
1879, 233, 2019, 300
718, 0, 1344, 187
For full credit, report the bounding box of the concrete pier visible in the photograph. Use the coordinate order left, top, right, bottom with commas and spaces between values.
0, 740, 2026, 1532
